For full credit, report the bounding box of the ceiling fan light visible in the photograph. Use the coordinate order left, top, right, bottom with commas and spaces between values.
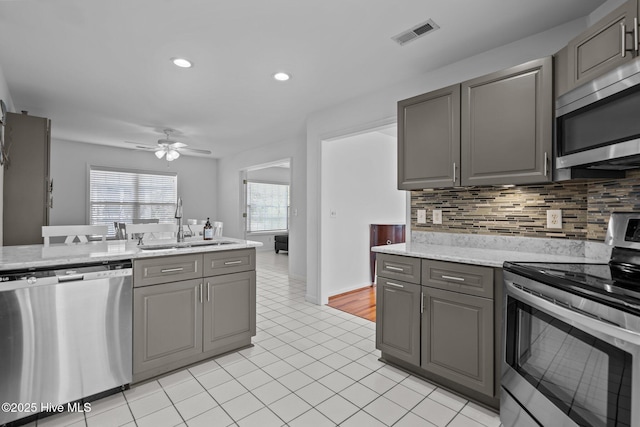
166, 149, 180, 161
155, 150, 166, 159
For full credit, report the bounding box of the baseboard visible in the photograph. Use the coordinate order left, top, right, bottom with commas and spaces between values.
328, 282, 373, 299
305, 293, 320, 305
289, 273, 306, 281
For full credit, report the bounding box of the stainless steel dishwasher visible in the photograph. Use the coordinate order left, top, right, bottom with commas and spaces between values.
0, 260, 132, 425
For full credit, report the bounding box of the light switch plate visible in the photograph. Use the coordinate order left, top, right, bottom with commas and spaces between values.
433, 209, 443, 225
547, 209, 562, 229
417, 209, 427, 224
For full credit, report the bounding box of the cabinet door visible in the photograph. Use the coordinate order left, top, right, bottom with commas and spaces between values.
421, 286, 493, 397
567, 1, 638, 92
461, 57, 552, 186
398, 84, 460, 189
203, 271, 256, 353
133, 278, 203, 375
3, 112, 51, 246
376, 278, 421, 365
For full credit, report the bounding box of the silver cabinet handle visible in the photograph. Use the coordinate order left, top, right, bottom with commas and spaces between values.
420, 292, 424, 314
543, 152, 548, 177
622, 22, 627, 58
635, 17, 639, 53
621, 20, 638, 57
207, 282, 210, 302
199, 283, 203, 303
452, 162, 457, 183
441, 275, 465, 282
385, 281, 404, 288
386, 265, 405, 272
224, 260, 243, 265
161, 267, 184, 273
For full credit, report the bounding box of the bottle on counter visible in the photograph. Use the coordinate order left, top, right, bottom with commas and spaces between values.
204, 218, 213, 240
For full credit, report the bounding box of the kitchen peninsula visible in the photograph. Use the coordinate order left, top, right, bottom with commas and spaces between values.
0, 237, 261, 425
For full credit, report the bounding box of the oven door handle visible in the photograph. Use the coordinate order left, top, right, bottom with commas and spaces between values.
506, 281, 640, 348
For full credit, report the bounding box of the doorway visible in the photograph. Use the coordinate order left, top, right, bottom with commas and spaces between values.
320, 125, 406, 306
240, 159, 292, 254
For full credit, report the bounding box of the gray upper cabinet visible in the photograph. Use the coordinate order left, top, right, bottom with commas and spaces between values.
3, 112, 51, 246
398, 84, 460, 189
461, 57, 553, 186
421, 286, 494, 397
376, 277, 421, 366
566, 1, 638, 93
203, 271, 256, 353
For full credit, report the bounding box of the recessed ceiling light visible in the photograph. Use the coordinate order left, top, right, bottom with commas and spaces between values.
274, 72, 290, 81
172, 58, 193, 68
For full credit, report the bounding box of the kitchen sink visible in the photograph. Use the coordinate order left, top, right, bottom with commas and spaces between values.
138, 241, 236, 251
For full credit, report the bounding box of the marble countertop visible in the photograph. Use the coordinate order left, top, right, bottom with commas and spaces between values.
372, 242, 605, 268
0, 237, 263, 271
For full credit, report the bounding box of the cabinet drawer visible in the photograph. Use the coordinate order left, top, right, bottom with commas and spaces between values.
203, 248, 256, 276
134, 254, 203, 287
377, 254, 421, 284
422, 260, 493, 299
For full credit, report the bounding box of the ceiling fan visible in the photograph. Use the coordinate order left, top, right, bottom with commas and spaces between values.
125, 129, 212, 161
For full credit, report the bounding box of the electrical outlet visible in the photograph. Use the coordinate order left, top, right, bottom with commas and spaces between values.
547, 209, 562, 229
433, 209, 443, 225
330, 209, 337, 218
417, 209, 427, 224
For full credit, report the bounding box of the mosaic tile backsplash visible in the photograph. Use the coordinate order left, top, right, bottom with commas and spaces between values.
411, 170, 640, 242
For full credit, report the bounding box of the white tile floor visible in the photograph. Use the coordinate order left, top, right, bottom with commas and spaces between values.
26, 251, 502, 427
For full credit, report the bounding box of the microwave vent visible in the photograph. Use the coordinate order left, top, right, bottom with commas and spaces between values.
392, 19, 440, 46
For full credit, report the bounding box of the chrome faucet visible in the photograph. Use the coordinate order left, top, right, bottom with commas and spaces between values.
175, 197, 184, 243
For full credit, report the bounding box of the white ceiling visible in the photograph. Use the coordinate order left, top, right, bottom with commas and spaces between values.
0, 0, 605, 159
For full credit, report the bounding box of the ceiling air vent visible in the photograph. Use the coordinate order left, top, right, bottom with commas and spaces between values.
392, 19, 440, 46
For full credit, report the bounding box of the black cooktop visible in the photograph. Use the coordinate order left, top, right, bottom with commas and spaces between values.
504, 247, 640, 315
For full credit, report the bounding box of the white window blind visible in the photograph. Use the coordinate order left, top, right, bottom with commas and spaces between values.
247, 181, 289, 232
89, 166, 177, 236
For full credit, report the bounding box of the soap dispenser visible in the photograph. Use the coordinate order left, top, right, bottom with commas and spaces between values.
204, 218, 213, 240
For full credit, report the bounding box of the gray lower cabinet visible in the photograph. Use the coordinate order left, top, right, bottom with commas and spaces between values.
133, 278, 203, 375
133, 249, 256, 382
421, 286, 494, 397
376, 277, 421, 365
461, 57, 552, 186
203, 271, 256, 353
376, 254, 499, 408
397, 84, 460, 189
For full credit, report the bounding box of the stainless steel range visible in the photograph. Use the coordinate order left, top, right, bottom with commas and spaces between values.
501, 213, 640, 427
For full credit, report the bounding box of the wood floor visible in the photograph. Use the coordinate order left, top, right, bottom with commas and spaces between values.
327, 285, 376, 322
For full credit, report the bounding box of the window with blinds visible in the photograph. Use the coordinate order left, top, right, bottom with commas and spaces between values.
247, 181, 289, 233
89, 166, 178, 236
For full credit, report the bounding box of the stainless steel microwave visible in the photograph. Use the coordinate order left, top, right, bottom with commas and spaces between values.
556, 58, 640, 171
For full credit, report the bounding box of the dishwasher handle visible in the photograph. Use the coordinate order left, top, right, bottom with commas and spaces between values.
57, 274, 85, 283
